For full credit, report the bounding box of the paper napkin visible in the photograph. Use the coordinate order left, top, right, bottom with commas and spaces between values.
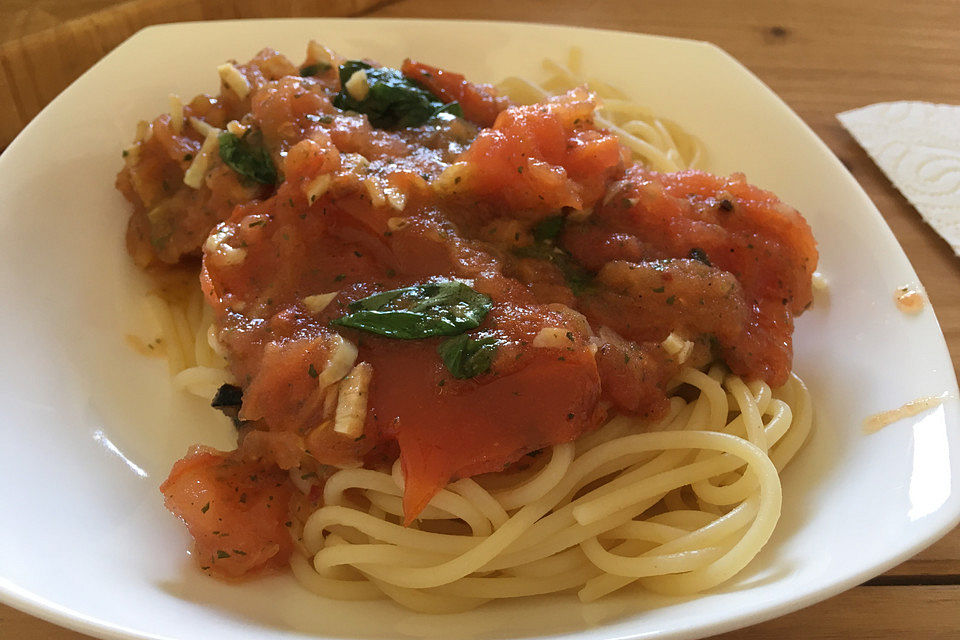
838, 102, 960, 255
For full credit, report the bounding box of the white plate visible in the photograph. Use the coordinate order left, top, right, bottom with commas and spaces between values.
1, 18, 958, 640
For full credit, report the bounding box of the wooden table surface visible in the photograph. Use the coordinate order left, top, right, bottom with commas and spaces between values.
3, 0, 960, 638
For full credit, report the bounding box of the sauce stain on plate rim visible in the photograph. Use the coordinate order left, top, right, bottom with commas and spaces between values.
0, 18, 958, 640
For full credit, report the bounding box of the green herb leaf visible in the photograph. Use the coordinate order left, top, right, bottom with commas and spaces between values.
532, 215, 565, 242
331, 281, 493, 339
333, 61, 461, 129
300, 62, 331, 76
513, 243, 593, 295
687, 247, 712, 266
218, 130, 277, 185
438, 334, 498, 379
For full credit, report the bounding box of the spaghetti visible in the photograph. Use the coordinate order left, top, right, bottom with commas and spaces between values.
119, 42, 817, 612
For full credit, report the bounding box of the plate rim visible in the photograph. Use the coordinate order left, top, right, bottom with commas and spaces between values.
1, 16, 959, 640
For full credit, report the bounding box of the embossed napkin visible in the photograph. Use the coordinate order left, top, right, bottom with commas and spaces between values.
838, 102, 960, 255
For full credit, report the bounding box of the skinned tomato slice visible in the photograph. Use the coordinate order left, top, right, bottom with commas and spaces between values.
360, 341, 602, 522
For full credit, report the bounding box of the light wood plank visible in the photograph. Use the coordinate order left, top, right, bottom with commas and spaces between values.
5, 0, 960, 638
5, 586, 960, 639
0, 0, 396, 148
886, 525, 960, 577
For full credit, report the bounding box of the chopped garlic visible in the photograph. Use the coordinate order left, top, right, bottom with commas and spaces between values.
345, 69, 370, 102
226, 119, 247, 137
303, 292, 337, 314
433, 163, 468, 192
383, 184, 407, 211
203, 224, 246, 266
318, 335, 359, 389
306, 41, 334, 66
183, 130, 220, 189
341, 153, 370, 173
333, 362, 373, 437
387, 217, 409, 232
532, 327, 575, 349
661, 331, 694, 364
322, 384, 339, 420
364, 177, 387, 208
217, 63, 251, 100
188, 116, 221, 139
304, 173, 333, 204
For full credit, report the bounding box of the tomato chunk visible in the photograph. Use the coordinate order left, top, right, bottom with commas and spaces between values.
160, 447, 294, 578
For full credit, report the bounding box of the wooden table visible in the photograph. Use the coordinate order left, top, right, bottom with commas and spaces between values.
3, 0, 960, 637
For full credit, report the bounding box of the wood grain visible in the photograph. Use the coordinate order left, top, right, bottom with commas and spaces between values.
0, 0, 394, 147
5, 586, 960, 640
3, 0, 960, 638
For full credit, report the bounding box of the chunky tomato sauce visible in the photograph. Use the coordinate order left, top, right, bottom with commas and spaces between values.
119, 45, 817, 578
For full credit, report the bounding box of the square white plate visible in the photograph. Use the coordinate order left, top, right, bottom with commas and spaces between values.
1, 18, 958, 640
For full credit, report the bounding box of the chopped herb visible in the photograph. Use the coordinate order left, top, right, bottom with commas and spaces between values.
232, 549, 247, 556
249, 219, 267, 227
300, 62, 332, 76
665, 295, 676, 305
334, 273, 346, 282
121, 149, 129, 158
437, 334, 498, 379
333, 61, 463, 129
308, 363, 319, 378
532, 215, 565, 242
218, 130, 278, 185
211, 384, 243, 422
566, 413, 575, 420
183, 153, 193, 161
513, 243, 593, 295
688, 247, 711, 266
652, 286, 665, 293
216, 550, 231, 559
201, 502, 210, 514
331, 281, 493, 339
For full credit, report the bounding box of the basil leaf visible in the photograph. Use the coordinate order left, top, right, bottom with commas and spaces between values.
218, 131, 277, 185
532, 215, 565, 242
432, 102, 464, 119
300, 62, 331, 76
514, 243, 593, 295
331, 281, 493, 339
438, 334, 498, 379
333, 61, 460, 129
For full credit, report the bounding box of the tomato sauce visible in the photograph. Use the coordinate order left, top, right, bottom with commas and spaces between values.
121, 45, 817, 577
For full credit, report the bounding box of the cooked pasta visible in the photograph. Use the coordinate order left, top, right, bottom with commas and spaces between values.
120, 42, 817, 613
